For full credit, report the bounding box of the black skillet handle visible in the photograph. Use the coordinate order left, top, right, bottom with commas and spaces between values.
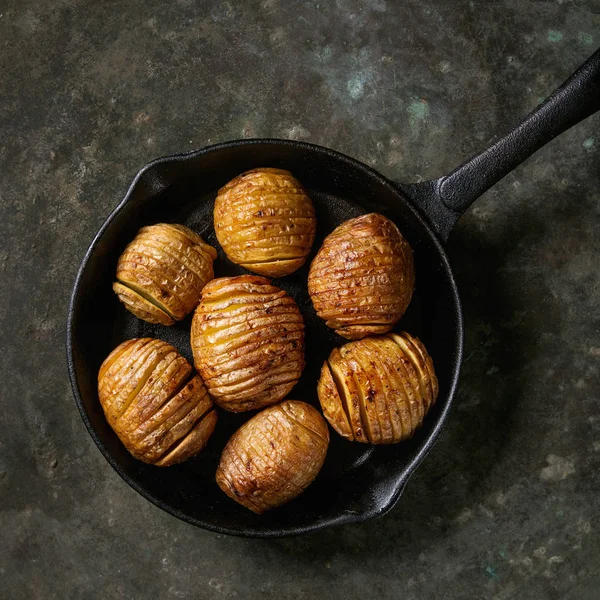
401, 47, 600, 241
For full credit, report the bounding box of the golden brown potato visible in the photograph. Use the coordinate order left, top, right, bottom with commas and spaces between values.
308, 213, 415, 339
98, 338, 217, 466
214, 168, 316, 277
216, 400, 329, 513
114, 223, 217, 325
191, 275, 305, 412
317, 332, 438, 444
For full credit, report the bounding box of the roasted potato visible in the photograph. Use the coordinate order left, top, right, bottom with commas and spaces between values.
308, 213, 415, 339
114, 223, 217, 325
317, 332, 438, 444
216, 400, 329, 513
98, 338, 217, 466
214, 168, 316, 277
191, 275, 305, 412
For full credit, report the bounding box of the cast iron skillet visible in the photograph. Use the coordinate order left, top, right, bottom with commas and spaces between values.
67, 49, 599, 537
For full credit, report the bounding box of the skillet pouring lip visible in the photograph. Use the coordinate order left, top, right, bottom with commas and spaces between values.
66, 138, 464, 537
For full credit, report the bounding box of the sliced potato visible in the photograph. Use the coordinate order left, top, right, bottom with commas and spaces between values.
216, 400, 329, 513
308, 213, 415, 339
114, 223, 217, 324
317, 332, 438, 444
98, 338, 217, 466
190, 275, 305, 412
214, 168, 316, 277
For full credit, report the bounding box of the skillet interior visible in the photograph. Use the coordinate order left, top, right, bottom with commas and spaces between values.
67, 140, 462, 537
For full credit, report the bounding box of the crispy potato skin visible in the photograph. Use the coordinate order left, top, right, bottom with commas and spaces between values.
317, 332, 438, 444
214, 168, 316, 277
308, 213, 415, 339
191, 275, 305, 412
114, 223, 217, 324
216, 400, 329, 513
97, 338, 217, 466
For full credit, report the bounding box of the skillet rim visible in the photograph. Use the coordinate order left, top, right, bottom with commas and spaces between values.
66, 138, 464, 537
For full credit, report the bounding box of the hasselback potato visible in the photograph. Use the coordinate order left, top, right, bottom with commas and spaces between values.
216, 400, 329, 513
317, 332, 438, 444
308, 213, 415, 340
214, 168, 316, 277
98, 338, 217, 466
191, 275, 305, 412
113, 223, 217, 325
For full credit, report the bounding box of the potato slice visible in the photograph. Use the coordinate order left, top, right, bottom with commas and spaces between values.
113, 282, 175, 326
316, 362, 353, 441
